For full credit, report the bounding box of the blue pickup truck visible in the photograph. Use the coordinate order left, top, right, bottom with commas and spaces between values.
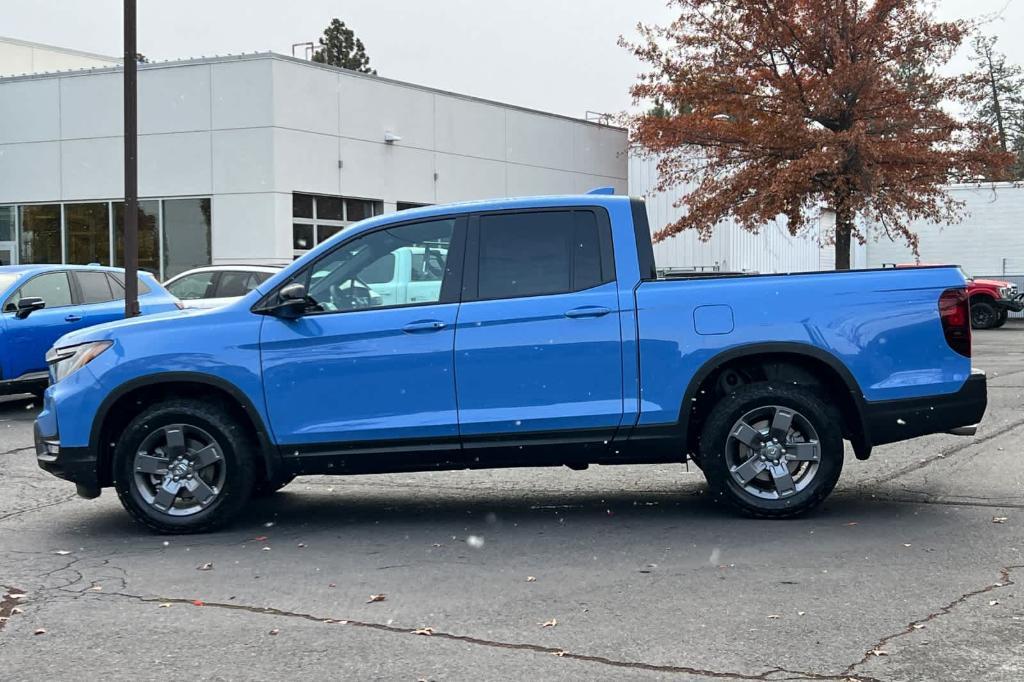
35, 194, 987, 533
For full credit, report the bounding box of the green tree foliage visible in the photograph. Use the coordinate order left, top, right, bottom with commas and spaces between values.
311, 18, 376, 74
964, 35, 1024, 178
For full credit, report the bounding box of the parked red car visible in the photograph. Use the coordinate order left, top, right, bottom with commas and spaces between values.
894, 264, 1022, 329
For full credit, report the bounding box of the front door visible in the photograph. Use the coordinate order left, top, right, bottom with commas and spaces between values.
260, 216, 466, 450
3, 271, 77, 378
0, 243, 15, 266
454, 208, 624, 441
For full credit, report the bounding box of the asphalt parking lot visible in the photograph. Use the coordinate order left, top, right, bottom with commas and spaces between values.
1, 324, 1022, 681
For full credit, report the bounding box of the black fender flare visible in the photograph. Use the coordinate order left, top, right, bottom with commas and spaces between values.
677, 342, 871, 459
90, 371, 282, 483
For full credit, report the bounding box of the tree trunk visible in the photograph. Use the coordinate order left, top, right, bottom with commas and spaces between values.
833, 199, 853, 270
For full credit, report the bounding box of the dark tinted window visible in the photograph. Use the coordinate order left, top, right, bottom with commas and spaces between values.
77, 271, 114, 304
106, 273, 125, 298
477, 211, 607, 300
216, 271, 260, 298
109, 272, 151, 295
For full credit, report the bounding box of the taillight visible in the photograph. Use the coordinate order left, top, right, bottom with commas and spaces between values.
939, 288, 971, 357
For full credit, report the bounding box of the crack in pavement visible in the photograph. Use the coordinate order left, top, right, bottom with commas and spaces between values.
0, 446, 34, 457
72, 589, 880, 682
844, 564, 1024, 676
0, 494, 77, 523
870, 416, 1024, 484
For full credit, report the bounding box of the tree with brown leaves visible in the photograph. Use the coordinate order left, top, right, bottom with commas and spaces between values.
623, 0, 1011, 269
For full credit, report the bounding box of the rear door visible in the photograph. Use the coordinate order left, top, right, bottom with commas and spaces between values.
70, 270, 124, 329
2, 271, 76, 378
454, 208, 623, 443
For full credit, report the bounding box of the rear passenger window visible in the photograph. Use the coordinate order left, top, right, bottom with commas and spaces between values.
476, 210, 609, 300
216, 271, 260, 298
77, 271, 114, 304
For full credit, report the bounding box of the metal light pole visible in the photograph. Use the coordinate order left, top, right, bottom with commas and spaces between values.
123, 0, 140, 317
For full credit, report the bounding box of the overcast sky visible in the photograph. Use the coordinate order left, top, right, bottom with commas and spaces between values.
4, 0, 1023, 118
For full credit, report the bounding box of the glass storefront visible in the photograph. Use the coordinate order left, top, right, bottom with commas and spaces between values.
114, 200, 160, 275
19, 204, 62, 264
2, 197, 212, 279
65, 202, 111, 266
162, 198, 212, 279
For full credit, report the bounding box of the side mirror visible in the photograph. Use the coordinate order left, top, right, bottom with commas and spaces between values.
15, 297, 45, 320
269, 282, 309, 319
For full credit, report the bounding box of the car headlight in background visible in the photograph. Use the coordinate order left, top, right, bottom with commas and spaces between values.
1000, 286, 1012, 299
46, 341, 113, 384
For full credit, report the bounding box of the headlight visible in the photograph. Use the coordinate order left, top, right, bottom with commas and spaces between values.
46, 341, 113, 384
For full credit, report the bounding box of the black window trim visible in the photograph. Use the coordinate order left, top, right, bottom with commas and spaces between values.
462, 206, 616, 304
254, 213, 469, 318
3, 270, 77, 312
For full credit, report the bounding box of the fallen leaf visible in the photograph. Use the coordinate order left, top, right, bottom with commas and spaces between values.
767, 615, 781, 620
53, 550, 71, 556
197, 562, 214, 571
328, 583, 336, 588
261, 547, 271, 552
89, 585, 102, 592
797, 611, 806, 616
11, 607, 23, 615
912, 623, 927, 630
903, 544, 912, 548
192, 600, 205, 607
254, 535, 268, 542
526, 576, 537, 582
992, 517, 1008, 524
33, 628, 46, 636
844, 522, 859, 527
269, 628, 280, 636
412, 627, 434, 636
297, 543, 307, 548
989, 600, 1000, 606
869, 649, 889, 657
539, 618, 558, 628
552, 650, 567, 657
367, 594, 386, 603
158, 603, 172, 608
9, 594, 26, 600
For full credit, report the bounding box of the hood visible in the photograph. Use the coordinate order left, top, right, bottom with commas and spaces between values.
971, 278, 1011, 288
52, 307, 206, 349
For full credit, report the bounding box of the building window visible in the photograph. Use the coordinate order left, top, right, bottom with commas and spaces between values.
162, 198, 212, 279
292, 193, 383, 257
65, 202, 111, 266
114, 200, 160, 275
19, 204, 62, 264
0, 206, 15, 267
397, 202, 431, 212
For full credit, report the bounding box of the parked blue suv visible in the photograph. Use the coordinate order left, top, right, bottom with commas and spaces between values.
34, 195, 987, 533
0, 265, 180, 396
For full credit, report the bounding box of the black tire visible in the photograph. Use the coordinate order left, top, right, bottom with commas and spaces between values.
252, 474, 295, 498
971, 300, 998, 329
113, 399, 256, 534
993, 309, 1009, 329
699, 382, 843, 518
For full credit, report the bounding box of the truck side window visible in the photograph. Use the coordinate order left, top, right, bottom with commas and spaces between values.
477, 210, 608, 300
304, 218, 454, 313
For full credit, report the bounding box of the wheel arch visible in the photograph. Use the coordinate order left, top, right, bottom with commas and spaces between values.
90, 372, 281, 487
679, 342, 871, 460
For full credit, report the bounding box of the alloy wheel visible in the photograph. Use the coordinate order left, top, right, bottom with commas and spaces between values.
725, 405, 821, 499
132, 424, 227, 516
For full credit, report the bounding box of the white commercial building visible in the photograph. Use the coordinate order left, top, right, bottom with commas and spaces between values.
0, 46, 627, 278
0, 35, 120, 77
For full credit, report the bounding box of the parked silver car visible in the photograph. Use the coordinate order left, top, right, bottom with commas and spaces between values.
163, 265, 282, 309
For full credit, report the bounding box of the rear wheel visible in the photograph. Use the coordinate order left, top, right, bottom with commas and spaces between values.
971, 300, 998, 329
699, 383, 843, 518
113, 400, 256, 533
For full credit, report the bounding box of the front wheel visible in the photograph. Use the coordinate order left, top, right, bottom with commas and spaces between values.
699, 383, 843, 518
971, 300, 998, 329
113, 399, 256, 533
993, 309, 1009, 328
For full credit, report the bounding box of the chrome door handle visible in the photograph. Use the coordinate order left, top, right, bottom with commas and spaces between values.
402, 320, 447, 333
64, 314, 82, 322
564, 306, 611, 319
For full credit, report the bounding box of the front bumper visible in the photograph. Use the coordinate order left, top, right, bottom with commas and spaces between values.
34, 421, 101, 498
864, 370, 988, 447
994, 293, 1024, 313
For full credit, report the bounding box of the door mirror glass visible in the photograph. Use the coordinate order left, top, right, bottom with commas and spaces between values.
15, 297, 45, 319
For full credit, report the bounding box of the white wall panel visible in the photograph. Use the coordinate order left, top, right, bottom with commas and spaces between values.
434, 153, 506, 202
339, 76, 434, 148
507, 164, 577, 197
60, 73, 122, 139
139, 132, 212, 197
0, 79, 60, 144
139, 64, 211, 134
0, 142, 61, 202
211, 127, 273, 194
574, 124, 627, 178
61, 137, 122, 200
271, 61, 339, 136
273, 128, 340, 196
506, 110, 575, 171
211, 59, 273, 130
434, 96, 506, 160
573, 174, 626, 195
340, 138, 436, 204
210, 192, 282, 261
